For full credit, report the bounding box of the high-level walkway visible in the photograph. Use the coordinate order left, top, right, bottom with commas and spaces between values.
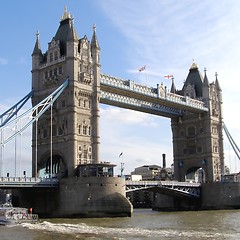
100, 73, 208, 118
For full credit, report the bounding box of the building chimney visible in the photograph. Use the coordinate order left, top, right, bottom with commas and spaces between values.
162, 153, 166, 169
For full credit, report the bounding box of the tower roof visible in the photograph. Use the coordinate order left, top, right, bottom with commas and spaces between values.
182, 62, 203, 97
54, 7, 79, 55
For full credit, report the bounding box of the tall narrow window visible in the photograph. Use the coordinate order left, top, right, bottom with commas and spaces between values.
54, 51, 58, 60
83, 125, 87, 135
50, 52, 53, 62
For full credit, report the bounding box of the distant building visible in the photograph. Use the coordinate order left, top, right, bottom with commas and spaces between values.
131, 165, 162, 180
131, 164, 174, 181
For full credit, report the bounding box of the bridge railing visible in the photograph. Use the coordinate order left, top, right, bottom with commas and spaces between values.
125, 180, 201, 187
0, 177, 59, 187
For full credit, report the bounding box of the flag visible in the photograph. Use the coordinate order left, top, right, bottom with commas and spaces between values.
164, 75, 173, 79
119, 152, 123, 157
139, 65, 146, 72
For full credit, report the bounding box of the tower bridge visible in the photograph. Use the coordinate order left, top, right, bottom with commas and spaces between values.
0, 8, 240, 217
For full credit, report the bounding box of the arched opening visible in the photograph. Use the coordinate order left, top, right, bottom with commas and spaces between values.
185, 167, 206, 183
39, 154, 67, 178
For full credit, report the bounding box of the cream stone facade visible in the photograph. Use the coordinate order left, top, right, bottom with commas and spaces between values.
171, 64, 224, 182
31, 9, 100, 177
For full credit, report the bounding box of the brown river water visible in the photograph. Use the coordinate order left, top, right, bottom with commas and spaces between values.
0, 208, 240, 239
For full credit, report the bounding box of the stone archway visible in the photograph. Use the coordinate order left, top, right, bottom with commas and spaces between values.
38, 154, 67, 178
185, 167, 206, 183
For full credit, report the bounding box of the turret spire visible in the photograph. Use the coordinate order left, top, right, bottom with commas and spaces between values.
32, 30, 42, 56
170, 77, 176, 93
91, 24, 100, 49
61, 6, 71, 21
215, 72, 222, 91
203, 67, 209, 86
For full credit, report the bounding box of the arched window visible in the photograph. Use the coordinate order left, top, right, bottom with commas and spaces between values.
78, 125, 82, 134
83, 99, 87, 108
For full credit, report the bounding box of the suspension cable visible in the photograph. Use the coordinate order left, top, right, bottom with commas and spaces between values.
223, 123, 240, 160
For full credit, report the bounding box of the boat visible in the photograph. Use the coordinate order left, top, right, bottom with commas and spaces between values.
0, 202, 38, 225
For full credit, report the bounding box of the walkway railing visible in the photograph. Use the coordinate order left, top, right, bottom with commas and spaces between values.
0, 177, 59, 188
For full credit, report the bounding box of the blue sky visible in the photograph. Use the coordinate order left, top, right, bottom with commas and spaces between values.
1, 0, 240, 176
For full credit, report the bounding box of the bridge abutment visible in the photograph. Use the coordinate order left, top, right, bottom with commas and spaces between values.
201, 182, 240, 210
12, 177, 132, 218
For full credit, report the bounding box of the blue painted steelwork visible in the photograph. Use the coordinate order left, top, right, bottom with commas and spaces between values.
0, 91, 33, 127
125, 180, 200, 198
223, 123, 240, 160
0, 79, 68, 146
100, 90, 183, 117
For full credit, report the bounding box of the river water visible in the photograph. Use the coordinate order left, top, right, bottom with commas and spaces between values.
1, 208, 240, 239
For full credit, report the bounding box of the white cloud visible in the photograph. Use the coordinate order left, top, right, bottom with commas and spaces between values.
99, 0, 240, 173
16, 57, 27, 65
0, 58, 8, 65
100, 105, 173, 174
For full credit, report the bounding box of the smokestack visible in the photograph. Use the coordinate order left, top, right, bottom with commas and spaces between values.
162, 153, 166, 169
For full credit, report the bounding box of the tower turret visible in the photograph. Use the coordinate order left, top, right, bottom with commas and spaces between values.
31, 31, 42, 91
91, 24, 101, 164
202, 68, 210, 108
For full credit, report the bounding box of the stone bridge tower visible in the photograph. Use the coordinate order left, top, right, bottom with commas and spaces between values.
171, 63, 224, 182
31, 8, 100, 177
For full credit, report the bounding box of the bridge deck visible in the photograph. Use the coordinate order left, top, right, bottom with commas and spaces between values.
125, 180, 201, 187
125, 180, 201, 198
0, 177, 59, 188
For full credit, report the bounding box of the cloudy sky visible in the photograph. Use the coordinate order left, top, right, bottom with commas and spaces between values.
1, 0, 240, 176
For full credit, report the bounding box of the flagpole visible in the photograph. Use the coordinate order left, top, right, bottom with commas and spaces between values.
119, 152, 124, 177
